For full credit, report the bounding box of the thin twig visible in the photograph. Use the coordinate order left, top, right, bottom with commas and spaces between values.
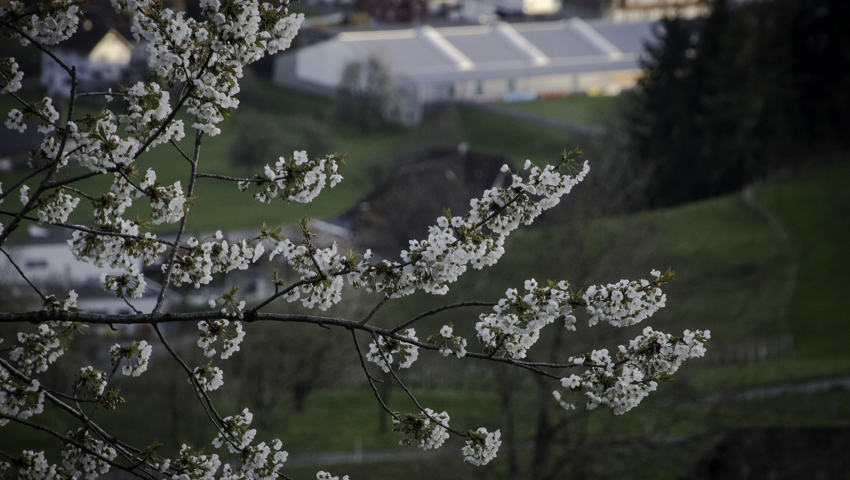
152, 324, 244, 453
360, 295, 389, 324
169, 139, 193, 164
0, 413, 147, 479
0, 310, 575, 380
350, 330, 402, 423
391, 301, 497, 333
0, 248, 47, 301
1, 23, 73, 75
0, 209, 177, 247
154, 127, 201, 314
368, 332, 463, 436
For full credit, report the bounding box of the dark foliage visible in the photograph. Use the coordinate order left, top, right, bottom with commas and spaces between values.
626, 0, 850, 207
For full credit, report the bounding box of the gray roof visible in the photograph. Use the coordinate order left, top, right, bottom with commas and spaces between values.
299, 18, 657, 86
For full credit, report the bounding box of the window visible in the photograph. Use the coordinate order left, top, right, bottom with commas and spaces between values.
25, 259, 48, 269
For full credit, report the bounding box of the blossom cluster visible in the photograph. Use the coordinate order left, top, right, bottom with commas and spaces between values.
206, 408, 290, 480
61, 430, 117, 480
66, 112, 136, 172
10, 324, 64, 375
69, 221, 166, 275
221, 437, 289, 480
119, 0, 304, 135
462, 428, 502, 466
171, 444, 221, 480
140, 169, 187, 225
118, 81, 185, 151
268, 240, 347, 310
584, 272, 667, 327
0, 1, 81, 46
475, 271, 669, 359
316, 472, 350, 480
36, 188, 80, 224
392, 408, 451, 450
365, 329, 420, 373
555, 327, 711, 414
0, 365, 45, 426
346, 156, 589, 299
191, 364, 224, 392
212, 408, 256, 453
100, 265, 147, 299
476, 279, 576, 359
0, 57, 23, 94
109, 340, 152, 377
41, 290, 79, 312
197, 319, 245, 359
428, 325, 468, 358
244, 151, 344, 204
74, 366, 107, 398
0, 450, 60, 479
168, 235, 264, 288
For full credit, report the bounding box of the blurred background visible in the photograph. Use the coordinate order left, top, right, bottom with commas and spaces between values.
1, 0, 849, 478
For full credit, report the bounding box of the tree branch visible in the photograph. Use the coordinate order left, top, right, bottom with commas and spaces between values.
0, 248, 47, 301
391, 301, 497, 333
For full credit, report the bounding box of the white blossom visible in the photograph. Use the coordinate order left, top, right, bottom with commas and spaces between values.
583, 272, 667, 327
37, 189, 80, 224
555, 328, 710, 414
10, 324, 63, 375
316, 471, 349, 480
392, 408, 450, 450
191, 364, 224, 392
366, 329, 419, 373
61, 430, 117, 480
109, 340, 152, 377
5, 108, 25, 132
0, 57, 23, 94
0, 366, 45, 425
197, 319, 245, 359
462, 428, 501, 466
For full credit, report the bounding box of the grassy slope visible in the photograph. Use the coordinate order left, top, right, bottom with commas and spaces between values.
495, 94, 620, 126
755, 161, 850, 359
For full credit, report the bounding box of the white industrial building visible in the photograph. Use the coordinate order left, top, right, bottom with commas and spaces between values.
273, 18, 656, 124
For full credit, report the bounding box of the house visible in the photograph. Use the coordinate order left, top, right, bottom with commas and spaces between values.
40, 19, 144, 97
0, 225, 165, 315
273, 18, 656, 124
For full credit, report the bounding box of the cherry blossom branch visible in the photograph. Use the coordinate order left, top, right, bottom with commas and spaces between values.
0, 210, 177, 247
368, 332, 465, 437
1, 22, 73, 75
0, 357, 146, 462
151, 324, 245, 454
0, 164, 52, 204
350, 329, 404, 424
390, 301, 498, 333
0, 310, 571, 379
0, 413, 148, 479
4, 91, 66, 132
154, 128, 201, 314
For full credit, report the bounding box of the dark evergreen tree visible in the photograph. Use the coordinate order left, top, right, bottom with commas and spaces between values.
626, 0, 850, 207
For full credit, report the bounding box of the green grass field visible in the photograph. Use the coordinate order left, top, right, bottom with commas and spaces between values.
495, 94, 621, 126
